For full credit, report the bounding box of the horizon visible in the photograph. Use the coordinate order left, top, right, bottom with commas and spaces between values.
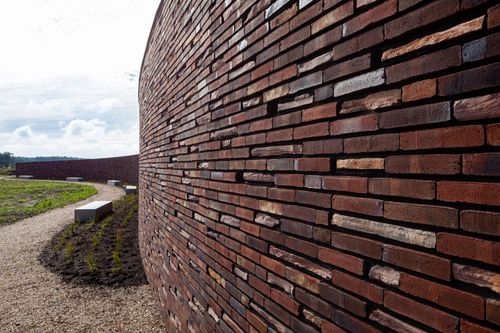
0, 0, 160, 159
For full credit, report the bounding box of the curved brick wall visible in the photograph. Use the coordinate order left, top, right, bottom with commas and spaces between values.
16, 155, 139, 184
139, 0, 500, 332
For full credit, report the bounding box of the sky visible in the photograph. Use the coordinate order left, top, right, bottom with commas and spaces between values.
0, 0, 160, 158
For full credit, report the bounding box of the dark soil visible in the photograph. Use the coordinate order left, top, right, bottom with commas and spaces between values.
39, 194, 148, 287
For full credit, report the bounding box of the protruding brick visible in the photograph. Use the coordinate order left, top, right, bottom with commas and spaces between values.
454, 92, 500, 121
334, 69, 385, 96
452, 263, 500, 294
369, 265, 400, 286
333, 214, 437, 248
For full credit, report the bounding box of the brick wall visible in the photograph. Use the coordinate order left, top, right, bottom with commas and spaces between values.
138, 0, 500, 332
16, 155, 139, 184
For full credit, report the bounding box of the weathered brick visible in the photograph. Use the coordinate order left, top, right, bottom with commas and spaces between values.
334, 69, 385, 96
336, 158, 384, 170
383, 17, 484, 61
369, 310, 425, 333
454, 92, 500, 121
369, 265, 400, 286
333, 214, 437, 248
252, 145, 302, 157
452, 263, 500, 294
463, 31, 500, 63
340, 89, 401, 114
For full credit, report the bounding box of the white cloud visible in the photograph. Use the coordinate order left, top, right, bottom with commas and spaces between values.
0, 120, 138, 158
0, 0, 159, 157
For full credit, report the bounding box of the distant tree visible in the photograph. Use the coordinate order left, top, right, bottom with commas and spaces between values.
0, 152, 13, 166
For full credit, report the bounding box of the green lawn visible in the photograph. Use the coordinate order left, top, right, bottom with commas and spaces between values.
0, 179, 98, 224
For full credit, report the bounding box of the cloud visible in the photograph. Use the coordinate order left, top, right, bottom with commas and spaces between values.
0, 0, 159, 157
0, 120, 138, 158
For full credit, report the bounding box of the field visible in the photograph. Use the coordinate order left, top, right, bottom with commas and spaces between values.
40, 193, 146, 287
0, 179, 98, 224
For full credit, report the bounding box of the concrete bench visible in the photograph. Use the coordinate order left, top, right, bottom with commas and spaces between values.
75, 201, 112, 222
18, 175, 34, 179
107, 180, 121, 186
66, 177, 83, 182
125, 185, 137, 194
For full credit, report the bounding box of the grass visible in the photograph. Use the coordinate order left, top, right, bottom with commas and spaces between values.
0, 166, 15, 176
0, 179, 97, 224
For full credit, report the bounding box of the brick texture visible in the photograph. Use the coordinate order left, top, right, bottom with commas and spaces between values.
138, 1, 500, 332
16, 155, 139, 184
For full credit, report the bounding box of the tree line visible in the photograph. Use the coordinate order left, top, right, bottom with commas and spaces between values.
0, 152, 79, 166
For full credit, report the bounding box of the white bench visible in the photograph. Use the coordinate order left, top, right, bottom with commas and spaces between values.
107, 180, 121, 186
18, 175, 34, 179
66, 177, 83, 182
75, 201, 112, 222
125, 185, 137, 194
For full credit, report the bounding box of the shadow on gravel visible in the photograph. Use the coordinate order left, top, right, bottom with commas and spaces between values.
38, 194, 148, 288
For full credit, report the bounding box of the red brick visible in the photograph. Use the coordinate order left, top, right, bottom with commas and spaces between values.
369, 178, 435, 200
489, 4, 500, 28
384, 0, 459, 39
275, 174, 304, 187
281, 219, 313, 238
270, 288, 300, 315
296, 190, 332, 208
385, 154, 460, 175
386, 46, 461, 83
437, 181, 500, 206
304, 26, 342, 56
402, 78, 437, 102
437, 233, 500, 266
463, 153, 500, 176
487, 123, 500, 146
460, 210, 500, 236
293, 122, 330, 140
399, 273, 484, 319
318, 246, 364, 275
267, 128, 293, 143
332, 310, 380, 333
320, 283, 366, 317
342, 0, 397, 36
261, 256, 286, 277
303, 139, 343, 155
322, 176, 368, 193
332, 195, 383, 217
323, 54, 371, 82
384, 201, 458, 229
461, 321, 498, 333
383, 244, 451, 280
311, 1, 353, 34
332, 270, 383, 304
383, 291, 459, 333
302, 102, 337, 122
295, 288, 332, 318
294, 158, 331, 172
487, 299, 500, 326
331, 232, 383, 259
400, 125, 484, 150
332, 27, 384, 61
285, 236, 318, 258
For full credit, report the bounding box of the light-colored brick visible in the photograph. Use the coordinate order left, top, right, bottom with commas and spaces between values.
334, 69, 385, 96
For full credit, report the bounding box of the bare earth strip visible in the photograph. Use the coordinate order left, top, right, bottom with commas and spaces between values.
0, 182, 166, 333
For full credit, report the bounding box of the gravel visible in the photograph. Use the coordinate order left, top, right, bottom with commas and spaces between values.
0, 182, 166, 333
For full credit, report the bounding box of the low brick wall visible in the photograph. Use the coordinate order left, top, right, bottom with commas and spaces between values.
139, 0, 500, 332
16, 155, 139, 184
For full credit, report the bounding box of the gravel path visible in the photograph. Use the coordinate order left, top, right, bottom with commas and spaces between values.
0, 182, 166, 333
